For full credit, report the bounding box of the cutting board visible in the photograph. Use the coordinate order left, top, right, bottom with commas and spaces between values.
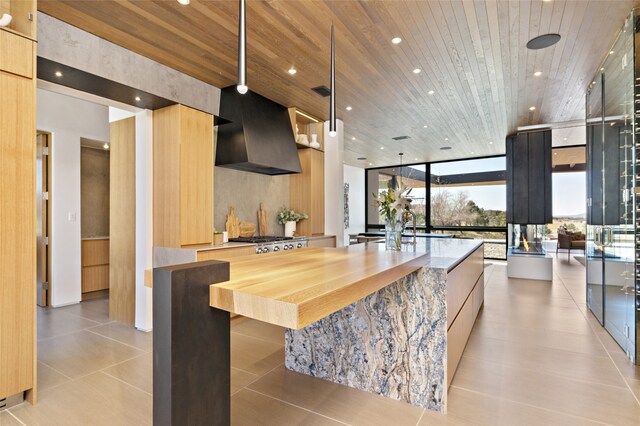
239, 222, 257, 238
258, 203, 268, 236
225, 207, 240, 238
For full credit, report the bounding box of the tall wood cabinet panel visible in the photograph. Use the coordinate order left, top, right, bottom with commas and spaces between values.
154, 104, 214, 247
290, 149, 324, 236
0, 0, 36, 39
109, 117, 136, 325
0, 28, 36, 401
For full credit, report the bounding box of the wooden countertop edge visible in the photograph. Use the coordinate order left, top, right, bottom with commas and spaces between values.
208, 252, 430, 329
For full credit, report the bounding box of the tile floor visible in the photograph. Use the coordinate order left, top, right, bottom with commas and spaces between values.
2, 257, 640, 425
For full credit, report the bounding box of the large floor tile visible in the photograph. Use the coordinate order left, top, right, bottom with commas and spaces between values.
103, 352, 152, 394
9, 372, 151, 426
38, 330, 144, 379
231, 318, 285, 345
37, 309, 100, 341
37, 361, 70, 391
231, 367, 260, 395
452, 356, 640, 425
419, 387, 604, 426
88, 322, 152, 351
231, 332, 284, 376
463, 334, 625, 387
248, 365, 424, 426
231, 389, 344, 426
0, 411, 23, 426
54, 299, 110, 323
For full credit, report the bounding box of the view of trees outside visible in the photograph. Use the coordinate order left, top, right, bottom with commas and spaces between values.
430, 190, 506, 227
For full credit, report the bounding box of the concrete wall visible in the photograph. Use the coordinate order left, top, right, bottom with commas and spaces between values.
214, 167, 290, 236
343, 164, 366, 246
80, 147, 110, 237
37, 88, 110, 307
37, 13, 220, 115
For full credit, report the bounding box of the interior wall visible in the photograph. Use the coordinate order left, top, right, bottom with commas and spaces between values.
37, 88, 110, 307
324, 120, 345, 247
80, 147, 110, 237
343, 164, 366, 246
214, 167, 290, 236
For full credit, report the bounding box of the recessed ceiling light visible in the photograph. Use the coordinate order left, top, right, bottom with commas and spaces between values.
369, 162, 373, 166
471, 151, 475, 155
609, 50, 614, 55
103, 143, 109, 150
600, 67, 604, 71
427, 90, 435, 95
489, 141, 493, 145
380, 147, 384, 150
444, 137, 449, 141
423, 125, 428, 128
177, 0, 190, 5
529, 106, 536, 111
346, 106, 352, 111
413, 68, 421, 74
55, 71, 63, 77
391, 37, 402, 44
534, 71, 542, 77
554, 152, 558, 155
351, 137, 356, 140
135, 96, 141, 102
415, 158, 418, 161
564, 137, 567, 141
288, 67, 297, 75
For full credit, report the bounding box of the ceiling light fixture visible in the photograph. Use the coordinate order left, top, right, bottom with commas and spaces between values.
609, 50, 614, 55
369, 162, 373, 166
103, 143, 109, 150
534, 71, 542, 76
295, 110, 319, 123
55, 71, 63, 77
135, 96, 141, 102
489, 141, 493, 145
177, 0, 190, 4
600, 67, 605, 71
444, 137, 449, 141
529, 106, 536, 111
288, 67, 297, 75
352, 137, 356, 140
236, 0, 248, 94
428, 90, 434, 95
391, 37, 402, 44
423, 125, 428, 128
413, 68, 421, 74
380, 147, 384, 150
414, 158, 418, 161
346, 106, 352, 111
329, 23, 337, 137
526, 33, 561, 50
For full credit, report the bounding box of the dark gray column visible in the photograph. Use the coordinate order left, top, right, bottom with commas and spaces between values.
153, 261, 231, 426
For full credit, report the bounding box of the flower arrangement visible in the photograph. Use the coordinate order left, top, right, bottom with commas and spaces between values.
373, 182, 413, 226
373, 182, 413, 250
277, 207, 308, 225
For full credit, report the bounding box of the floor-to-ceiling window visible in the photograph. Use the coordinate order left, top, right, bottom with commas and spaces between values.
365, 156, 506, 260
549, 146, 586, 239
430, 156, 507, 259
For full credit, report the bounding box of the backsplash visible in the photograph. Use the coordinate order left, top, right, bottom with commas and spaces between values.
214, 167, 290, 236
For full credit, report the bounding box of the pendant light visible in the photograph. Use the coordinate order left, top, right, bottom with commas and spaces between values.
237, 0, 248, 94
329, 23, 337, 137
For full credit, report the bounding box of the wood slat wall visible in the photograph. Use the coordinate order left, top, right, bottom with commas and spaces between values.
109, 117, 136, 325
38, 0, 635, 167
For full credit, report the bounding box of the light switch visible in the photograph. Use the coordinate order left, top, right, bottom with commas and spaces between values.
68, 212, 76, 222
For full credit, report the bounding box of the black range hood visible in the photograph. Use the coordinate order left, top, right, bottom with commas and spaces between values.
216, 86, 302, 175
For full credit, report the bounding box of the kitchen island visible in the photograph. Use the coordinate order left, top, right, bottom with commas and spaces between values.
153, 238, 484, 425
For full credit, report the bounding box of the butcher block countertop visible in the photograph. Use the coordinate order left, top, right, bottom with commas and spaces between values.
209, 238, 482, 329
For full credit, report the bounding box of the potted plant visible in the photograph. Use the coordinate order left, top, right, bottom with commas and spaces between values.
373, 182, 413, 250
277, 207, 308, 237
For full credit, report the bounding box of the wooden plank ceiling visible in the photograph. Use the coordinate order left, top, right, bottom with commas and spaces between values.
38, 0, 635, 167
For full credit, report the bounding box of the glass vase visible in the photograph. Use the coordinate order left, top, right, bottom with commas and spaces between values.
385, 215, 404, 251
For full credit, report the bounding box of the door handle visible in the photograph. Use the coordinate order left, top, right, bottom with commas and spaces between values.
605, 227, 613, 247
594, 226, 601, 246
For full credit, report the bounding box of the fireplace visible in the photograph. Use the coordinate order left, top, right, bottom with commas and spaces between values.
508, 224, 546, 256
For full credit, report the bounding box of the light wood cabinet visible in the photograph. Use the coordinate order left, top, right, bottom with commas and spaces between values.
0, 0, 36, 40
196, 245, 255, 262
0, 27, 36, 401
81, 239, 109, 294
290, 149, 324, 236
307, 236, 336, 248
288, 107, 324, 150
154, 104, 214, 247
